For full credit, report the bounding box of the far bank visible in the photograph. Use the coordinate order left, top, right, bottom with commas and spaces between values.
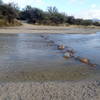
0, 23, 100, 34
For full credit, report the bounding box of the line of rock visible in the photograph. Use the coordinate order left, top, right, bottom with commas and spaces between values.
41, 35, 97, 67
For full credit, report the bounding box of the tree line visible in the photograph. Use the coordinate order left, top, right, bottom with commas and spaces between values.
19, 6, 100, 26
0, 0, 19, 24
0, 0, 100, 26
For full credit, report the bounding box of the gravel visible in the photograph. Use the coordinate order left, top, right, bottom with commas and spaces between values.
0, 81, 100, 100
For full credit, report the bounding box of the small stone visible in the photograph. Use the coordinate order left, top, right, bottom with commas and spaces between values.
90, 64, 97, 67
67, 50, 75, 57
58, 45, 65, 50
67, 49, 75, 54
79, 58, 89, 64
64, 52, 71, 58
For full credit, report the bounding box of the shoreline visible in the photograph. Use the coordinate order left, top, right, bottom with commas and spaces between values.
0, 23, 100, 100
0, 23, 100, 34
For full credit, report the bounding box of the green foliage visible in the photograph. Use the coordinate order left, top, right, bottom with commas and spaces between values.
49, 13, 67, 25
46, 7, 67, 25
0, 2, 99, 27
0, 3, 18, 24
81, 20, 93, 26
0, 3, 21, 27
93, 22, 100, 26
67, 16, 75, 24
19, 6, 100, 26
20, 6, 45, 24
20, 6, 67, 25
74, 19, 83, 25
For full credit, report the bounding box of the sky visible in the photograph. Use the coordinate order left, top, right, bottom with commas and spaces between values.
3, 0, 100, 19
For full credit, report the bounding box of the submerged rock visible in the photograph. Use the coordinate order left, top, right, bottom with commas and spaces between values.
63, 52, 71, 58
75, 56, 89, 64
67, 49, 75, 53
79, 58, 90, 64
75, 56, 97, 67
89, 63, 97, 67
58, 45, 65, 50
67, 50, 75, 57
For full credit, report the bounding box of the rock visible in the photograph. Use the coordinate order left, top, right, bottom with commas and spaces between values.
67, 49, 75, 53
63, 52, 71, 58
75, 57, 96, 67
79, 58, 90, 64
58, 45, 65, 50
89, 63, 97, 67
67, 50, 75, 57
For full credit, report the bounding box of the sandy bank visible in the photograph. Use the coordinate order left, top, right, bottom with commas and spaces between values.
0, 81, 100, 100
0, 23, 100, 34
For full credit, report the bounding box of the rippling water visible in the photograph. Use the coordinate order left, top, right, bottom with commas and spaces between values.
0, 33, 100, 81
48, 32, 100, 66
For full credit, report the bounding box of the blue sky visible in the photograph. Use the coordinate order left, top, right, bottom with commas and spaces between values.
3, 0, 100, 19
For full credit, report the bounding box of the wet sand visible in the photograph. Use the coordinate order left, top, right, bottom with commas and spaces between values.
0, 24, 100, 100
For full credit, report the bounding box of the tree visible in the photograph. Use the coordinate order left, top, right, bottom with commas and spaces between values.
30, 8, 45, 24
20, 6, 45, 24
47, 7, 58, 15
81, 20, 93, 26
48, 13, 66, 25
93, 21, 100, 26
19, 6, 98, 26
0, 3, 18, 23
25, 5, 32, 11
67, 16, 75, 24
74, 19, 83, 25
47, 7, 67, 25
19, 6, 31, 20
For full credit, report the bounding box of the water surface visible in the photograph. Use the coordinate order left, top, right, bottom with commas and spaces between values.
48, 32, 100, 66
0, 33, 100, 81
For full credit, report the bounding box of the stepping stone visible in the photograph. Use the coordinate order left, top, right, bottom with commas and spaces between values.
64, 52, 71, 58
58, 45, 65, 50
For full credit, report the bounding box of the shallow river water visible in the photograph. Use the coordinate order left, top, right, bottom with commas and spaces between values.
48, 32, 100, 66
0, 33, 100, 81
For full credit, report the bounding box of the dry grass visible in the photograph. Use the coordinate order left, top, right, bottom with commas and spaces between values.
0, 19, 22, 27
64, 24, 100, 29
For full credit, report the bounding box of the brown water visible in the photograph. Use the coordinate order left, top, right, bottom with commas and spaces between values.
0, 33, 100, 82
